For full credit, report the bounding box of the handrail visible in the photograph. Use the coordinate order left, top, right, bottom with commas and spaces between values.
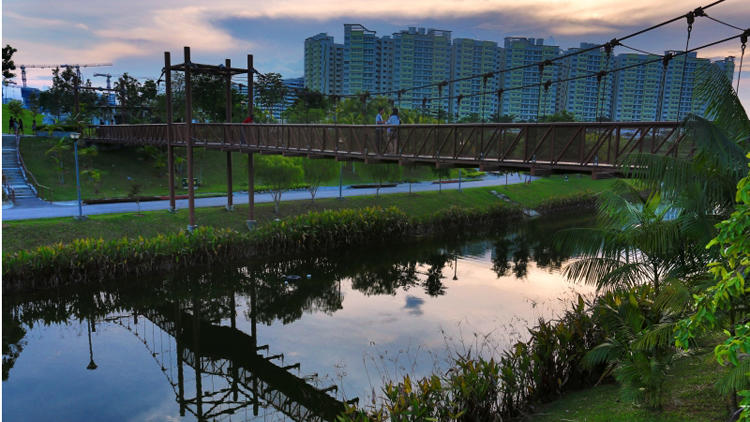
16, 135, 50, 193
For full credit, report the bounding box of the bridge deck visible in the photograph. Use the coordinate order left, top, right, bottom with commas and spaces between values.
85, 121, 688, 171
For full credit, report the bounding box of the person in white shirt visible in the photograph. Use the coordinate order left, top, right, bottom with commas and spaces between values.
386, 108, 400, 153
375, 107, 386, 153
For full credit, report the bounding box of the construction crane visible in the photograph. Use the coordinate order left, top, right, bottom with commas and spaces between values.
19, 63, 112, 87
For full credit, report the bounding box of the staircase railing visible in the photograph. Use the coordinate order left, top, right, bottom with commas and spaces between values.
15, 135, 49, 196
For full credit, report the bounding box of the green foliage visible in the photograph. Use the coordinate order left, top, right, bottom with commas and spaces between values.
584, 288, 679, 408
675, 154, 750, 420
359, 163, 402, 196
255, 155, 304, 213
541, 110, 576, 122
45, 137, 71, 184
559, 182, 704, 293
341, 295, 603, 421
6, 99, 23, 119
256, 72, 287, 116
301, 158, 338, 200
3, 44, 17, 80
2, 204, 522, 290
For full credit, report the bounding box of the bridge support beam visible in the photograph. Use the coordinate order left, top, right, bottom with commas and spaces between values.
246, 53, 256, 231
184, 46, 196, 232
225, 58, 234, 211
165, 51, 176, 213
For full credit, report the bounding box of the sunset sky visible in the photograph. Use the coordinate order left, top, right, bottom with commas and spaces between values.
3, 0, 749, 108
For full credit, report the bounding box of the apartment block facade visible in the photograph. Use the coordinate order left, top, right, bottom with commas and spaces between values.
304, 24, 735, 122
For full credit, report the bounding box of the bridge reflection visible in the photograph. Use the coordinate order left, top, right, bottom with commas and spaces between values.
4, 215, 591, 420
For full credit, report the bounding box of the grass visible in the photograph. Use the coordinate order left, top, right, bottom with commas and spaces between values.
2, 104, 45, 135
528, 344, 731, 422
19, 136, 468, 201
1, 175, 616, 252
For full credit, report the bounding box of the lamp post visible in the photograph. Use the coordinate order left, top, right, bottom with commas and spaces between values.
70, 132, 85, 220
453, 256, 458, 280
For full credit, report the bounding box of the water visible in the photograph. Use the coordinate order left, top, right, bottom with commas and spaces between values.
3, 214, 594, 421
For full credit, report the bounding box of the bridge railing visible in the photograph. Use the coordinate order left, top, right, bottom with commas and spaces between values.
86, 121, 687, 168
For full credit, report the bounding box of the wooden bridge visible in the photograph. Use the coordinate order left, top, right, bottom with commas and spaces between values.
86, 121, 686, 172
82, 120, 688, 229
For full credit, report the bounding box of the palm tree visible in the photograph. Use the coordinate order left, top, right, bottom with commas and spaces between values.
559, 182, 705, 294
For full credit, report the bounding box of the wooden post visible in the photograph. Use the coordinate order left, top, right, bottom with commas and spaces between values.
184, 46, 196, 231
165, 51, 176, 212
246, 54, 256, 230
225, 58, 233, 211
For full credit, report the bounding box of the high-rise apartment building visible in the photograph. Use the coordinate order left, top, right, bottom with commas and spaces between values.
500, 38, 560, 121
344, 24, 379, 95
304, 33, 343, 95
303, 26, 734, 122
392, 27, 453, 114
450, 38, 500, 120
558, 43, 615, 121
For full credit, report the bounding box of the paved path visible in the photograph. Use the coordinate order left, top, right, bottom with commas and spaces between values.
2, 135, 49, 208
2, 172, 534, 221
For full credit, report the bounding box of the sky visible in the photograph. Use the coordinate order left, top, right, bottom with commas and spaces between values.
2, 0, 749, 109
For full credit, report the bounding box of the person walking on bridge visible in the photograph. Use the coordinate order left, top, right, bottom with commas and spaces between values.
375, 107, 385, 154
8, 116, 15, 134
17, 118, 23, 136
386, 108, 400, 154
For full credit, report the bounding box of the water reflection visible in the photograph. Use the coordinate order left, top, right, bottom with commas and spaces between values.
3, 213, 593, 421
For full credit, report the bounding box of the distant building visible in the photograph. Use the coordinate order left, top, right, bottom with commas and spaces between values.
450, 38, 500, 120
392, 27, 453, 115
303, 25, 735, 122
558, 43, 615, 121
344, 24, 380, 95
500, 37, 560, 121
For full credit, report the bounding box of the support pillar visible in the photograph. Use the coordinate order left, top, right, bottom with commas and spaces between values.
184, 46, 196, 231
246, 54, 256, 230
165, 51, 176, 212
225, 58, 234, 211
247, 152, 256, 230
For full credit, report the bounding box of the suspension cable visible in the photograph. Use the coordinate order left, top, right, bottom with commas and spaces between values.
737, 30, 748, 93
676, 10, 700, 121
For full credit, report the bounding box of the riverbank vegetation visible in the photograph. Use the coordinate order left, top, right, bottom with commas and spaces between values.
2, 175, 613, 252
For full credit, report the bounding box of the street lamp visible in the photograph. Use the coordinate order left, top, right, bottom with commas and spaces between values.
86, 318, 97, 370
70, 132, 86, 220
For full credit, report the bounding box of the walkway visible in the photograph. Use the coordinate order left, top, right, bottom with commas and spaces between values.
2, 135, 48, 208
1, 173, 534, 221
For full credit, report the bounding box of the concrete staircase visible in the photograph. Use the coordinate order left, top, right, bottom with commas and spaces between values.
3, 135, 47, 207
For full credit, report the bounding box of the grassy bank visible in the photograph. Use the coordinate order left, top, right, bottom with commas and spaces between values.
2, 176, 616, 252
19, 136, 468, 201
529, 343, 728, 422
2, 104, 45, 135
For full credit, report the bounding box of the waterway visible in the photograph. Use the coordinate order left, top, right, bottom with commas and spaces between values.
2, 213, 594, 421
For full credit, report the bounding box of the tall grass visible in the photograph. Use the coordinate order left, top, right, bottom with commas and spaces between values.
3, 205, 522, 292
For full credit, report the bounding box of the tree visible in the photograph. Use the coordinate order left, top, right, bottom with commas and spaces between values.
282, 89, 330, 123
256, 73, 287, 119
6, 100, 23, 120
360, 163, 401, 197
431, 166, 451, 193
128, 182, 143, 215
559, 182, 706, 294
3, 44, 17, 80
115, 73, 142, 123
26, 91, 41, 127
541, 110, 576, 122
45, 137, 71, 184
676, 157, 750, 418
255, 155, 303, 213
301, 158, 337, 201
